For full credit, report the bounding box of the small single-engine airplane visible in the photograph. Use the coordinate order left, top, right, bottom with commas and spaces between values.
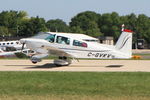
20, 29, 133, 66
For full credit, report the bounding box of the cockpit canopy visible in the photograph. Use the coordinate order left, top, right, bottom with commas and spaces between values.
32, 32, 99, 42
32, 32, 99, 48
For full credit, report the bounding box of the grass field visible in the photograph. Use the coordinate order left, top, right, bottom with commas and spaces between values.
0, 72, 150, 100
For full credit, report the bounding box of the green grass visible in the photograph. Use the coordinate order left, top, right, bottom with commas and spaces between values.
0, 72, 150, 100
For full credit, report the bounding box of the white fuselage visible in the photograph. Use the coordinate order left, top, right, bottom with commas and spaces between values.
20, 31, 133, 65
21, 32, 131, 59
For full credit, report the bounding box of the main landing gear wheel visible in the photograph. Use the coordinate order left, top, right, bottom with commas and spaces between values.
54, 56, 72, 66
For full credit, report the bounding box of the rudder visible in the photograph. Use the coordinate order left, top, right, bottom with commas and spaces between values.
115, 29, 133, 58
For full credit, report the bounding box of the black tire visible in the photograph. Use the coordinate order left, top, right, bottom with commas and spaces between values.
32, 61, 37, 64
54, 64, 62, 67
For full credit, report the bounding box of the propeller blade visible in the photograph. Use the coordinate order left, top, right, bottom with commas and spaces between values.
21, 43, 25, 51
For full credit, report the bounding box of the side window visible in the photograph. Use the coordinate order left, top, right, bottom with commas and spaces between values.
56, 36, 70, 45
73, 40, 87, 48
45, 34, 55, 43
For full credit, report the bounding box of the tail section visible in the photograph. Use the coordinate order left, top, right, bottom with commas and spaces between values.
115, 29, 133, 58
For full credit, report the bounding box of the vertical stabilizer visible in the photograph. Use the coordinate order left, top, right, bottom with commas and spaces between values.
115, 29, 133, 58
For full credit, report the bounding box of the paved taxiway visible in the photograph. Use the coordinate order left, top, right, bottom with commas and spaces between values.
0, 60, 150, 72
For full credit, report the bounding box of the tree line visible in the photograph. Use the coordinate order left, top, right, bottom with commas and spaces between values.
0, 10, 150, 44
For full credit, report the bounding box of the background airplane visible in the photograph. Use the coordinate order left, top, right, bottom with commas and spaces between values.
0, 40, 22, 51
20, 29, 133, 66
0, 48, 18, 58
0, 48, 35, 58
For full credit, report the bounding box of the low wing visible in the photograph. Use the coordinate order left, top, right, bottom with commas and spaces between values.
41, 45, 74, 57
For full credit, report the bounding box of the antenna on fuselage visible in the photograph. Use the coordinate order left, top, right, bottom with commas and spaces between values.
121, 24, 125, 31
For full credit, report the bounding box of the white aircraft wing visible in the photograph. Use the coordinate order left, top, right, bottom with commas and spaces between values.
41, 45, 73, 57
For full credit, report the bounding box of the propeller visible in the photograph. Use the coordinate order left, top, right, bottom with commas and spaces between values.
21, 41, 26, 53
21, 43, 25, 51
20, 39, 26, 52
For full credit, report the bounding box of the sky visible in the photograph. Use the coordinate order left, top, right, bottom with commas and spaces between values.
0, 0, 149, 23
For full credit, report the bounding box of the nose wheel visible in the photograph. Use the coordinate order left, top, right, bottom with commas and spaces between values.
30, 56, 41, 64
32, 61, 37, 64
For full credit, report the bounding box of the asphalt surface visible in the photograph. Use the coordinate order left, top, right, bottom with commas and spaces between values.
0, 59, 150, 72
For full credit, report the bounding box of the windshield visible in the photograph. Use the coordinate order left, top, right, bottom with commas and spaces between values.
31, 32, 50, 39
45, 34, 55, 43
31, 32, 56, 43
